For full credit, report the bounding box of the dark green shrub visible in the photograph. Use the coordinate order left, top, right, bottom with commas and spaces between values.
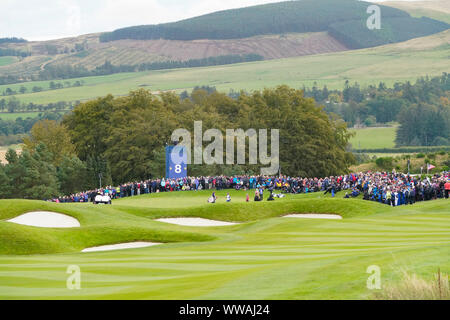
376, 157, 394, 170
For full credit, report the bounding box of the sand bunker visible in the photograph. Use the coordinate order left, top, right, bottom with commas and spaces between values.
156, 217, 238, 227
283, 214, 342, 220
7, 211, 81, 228
82, 242, 161, 253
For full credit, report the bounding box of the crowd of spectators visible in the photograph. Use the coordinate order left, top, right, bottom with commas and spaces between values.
52, 171, 450, 207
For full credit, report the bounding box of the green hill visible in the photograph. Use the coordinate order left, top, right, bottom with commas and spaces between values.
350, 126, 398, 150
0, 56, 17, 67
3, 30, 449, 105
100, 0, 448, 49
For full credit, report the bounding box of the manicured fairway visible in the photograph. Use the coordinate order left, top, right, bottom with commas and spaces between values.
0, 190, 448, 300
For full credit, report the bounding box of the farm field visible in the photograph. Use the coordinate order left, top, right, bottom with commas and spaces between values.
349, 126, 398, 150
3, 30, 450, 105
0, 190, 448, 300
0, 73, 140, 99
0, 57, 17, 67
0, 112, 42, 120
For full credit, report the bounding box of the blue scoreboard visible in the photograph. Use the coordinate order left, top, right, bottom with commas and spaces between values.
165, 145, 187, 179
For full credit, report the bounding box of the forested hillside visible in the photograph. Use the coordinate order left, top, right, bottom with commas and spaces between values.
329, 16, 449, 49
100, 0, 448, 49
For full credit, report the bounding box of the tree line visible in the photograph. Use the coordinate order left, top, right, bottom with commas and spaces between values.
0, 48, 30, 58
0, 112, 64, 137
0, 54, 263, 86
302, 74, 450, 147
38, 54, 263, 80
0, 37, 27, 44
0, 99, 74, 113
1, 80, 84, 96
0, 86, 355, 199
2, 74, 449, 148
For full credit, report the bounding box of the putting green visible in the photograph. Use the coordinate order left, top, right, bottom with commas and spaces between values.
0, 190, 448, 299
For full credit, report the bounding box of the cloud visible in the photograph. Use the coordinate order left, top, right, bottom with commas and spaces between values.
66, 4, 82, 33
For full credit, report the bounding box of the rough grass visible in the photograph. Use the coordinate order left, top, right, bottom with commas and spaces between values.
375, 270, 449, 300
0, 190, 448, 299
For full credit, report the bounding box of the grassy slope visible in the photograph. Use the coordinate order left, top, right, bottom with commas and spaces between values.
350, 126, 397, 149
0, 190, 448, 299
3, 30, 449, 105
384, 1, 450, 24
350, 152, 449, 173
0, 56, 17, 67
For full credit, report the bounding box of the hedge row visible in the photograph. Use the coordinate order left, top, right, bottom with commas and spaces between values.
354, 146, 450, 153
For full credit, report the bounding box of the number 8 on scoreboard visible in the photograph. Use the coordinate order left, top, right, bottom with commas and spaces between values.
165, 145, 188, 179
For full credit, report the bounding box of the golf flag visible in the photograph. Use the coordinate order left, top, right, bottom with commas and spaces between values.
427, 164, 436, 171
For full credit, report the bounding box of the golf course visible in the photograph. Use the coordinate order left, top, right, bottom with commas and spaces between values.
0, 190, 448, 299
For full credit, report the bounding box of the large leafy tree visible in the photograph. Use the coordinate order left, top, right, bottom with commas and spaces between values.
237, 86, 354, 177
103, 90, 179, 182
63, 95, 114, 161
23, 119, 76, 166
64, 87, 354, 180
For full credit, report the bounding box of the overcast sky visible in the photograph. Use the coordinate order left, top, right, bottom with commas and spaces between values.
0, 0, 423, 41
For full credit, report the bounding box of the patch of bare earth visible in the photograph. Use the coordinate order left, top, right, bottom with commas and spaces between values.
3, 32, 349, 76
91, 32, 349, 62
